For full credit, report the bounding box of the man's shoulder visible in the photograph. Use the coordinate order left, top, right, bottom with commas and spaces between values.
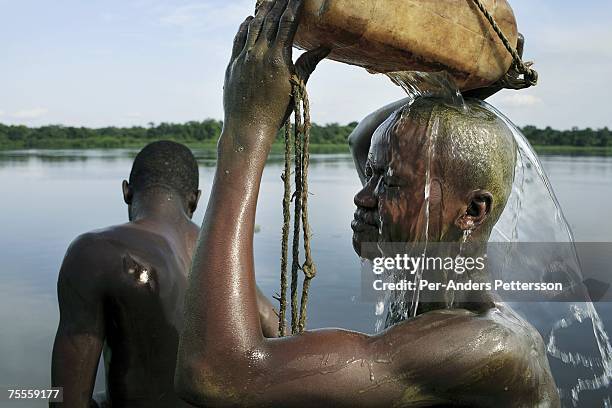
62, 221, 198, 284
395, 306, 557, 405
66, 227, 126, 259
56, 231, 122, 298
66, 221, 167, 263
60, 226, 135, 280
69, 222, 154, 251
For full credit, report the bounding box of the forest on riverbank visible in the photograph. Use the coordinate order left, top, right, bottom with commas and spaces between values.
1, 120, 611, 154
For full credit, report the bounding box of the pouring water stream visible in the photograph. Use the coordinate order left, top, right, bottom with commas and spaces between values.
370, 71, 612, 406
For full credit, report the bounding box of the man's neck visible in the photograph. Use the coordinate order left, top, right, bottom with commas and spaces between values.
129, 191, 193, 232
385, 239, 495, 318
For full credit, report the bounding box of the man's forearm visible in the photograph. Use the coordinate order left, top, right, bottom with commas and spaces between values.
181, 129, 272, 359
176, 2, 332, 403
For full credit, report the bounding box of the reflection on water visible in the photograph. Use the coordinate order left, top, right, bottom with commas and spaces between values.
0, 150, 611, 406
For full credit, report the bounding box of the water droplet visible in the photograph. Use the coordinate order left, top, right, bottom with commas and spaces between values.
138, 269, 149, 284
375, 301, 385, 316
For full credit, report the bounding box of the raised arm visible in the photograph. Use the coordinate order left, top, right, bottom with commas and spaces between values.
51, 234, 111, 407
176, 2, 558, 407
348, 98, 410, 185
176, 2, 307, 399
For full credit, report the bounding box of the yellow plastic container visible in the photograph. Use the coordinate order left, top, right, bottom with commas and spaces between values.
293, 0, 518, 91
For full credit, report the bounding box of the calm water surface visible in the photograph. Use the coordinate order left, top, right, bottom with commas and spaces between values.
1, 150, 611, 405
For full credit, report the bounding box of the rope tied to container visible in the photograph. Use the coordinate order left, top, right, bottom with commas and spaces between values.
278, 75, 317, 336
278, 119, 291, 337
253, 0, 316, 337
471, 0, 538, 89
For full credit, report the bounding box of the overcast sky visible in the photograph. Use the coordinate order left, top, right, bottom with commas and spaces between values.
1, 0, 611, 129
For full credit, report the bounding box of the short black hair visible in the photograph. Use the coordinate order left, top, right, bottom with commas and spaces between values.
129, 141, 199, 199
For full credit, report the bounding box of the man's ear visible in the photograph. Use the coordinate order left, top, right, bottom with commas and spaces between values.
455, 190, 493, 231
187, 190, 202, 218
122, 180, 133, 205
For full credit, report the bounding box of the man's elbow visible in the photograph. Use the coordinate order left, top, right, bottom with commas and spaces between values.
347, 129, 358, 149
347, 120, 367, 151
175, 354, 210, 406
174, 354, 247, 407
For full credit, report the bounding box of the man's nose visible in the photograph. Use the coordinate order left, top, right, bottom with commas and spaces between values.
354, 178, 378, 209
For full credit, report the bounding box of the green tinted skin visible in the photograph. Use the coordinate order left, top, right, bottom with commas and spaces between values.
175, 1, 560, 407
351, 98, 516, 250
354, 98, 518, 315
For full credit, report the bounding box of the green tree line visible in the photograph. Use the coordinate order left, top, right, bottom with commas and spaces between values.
521, 125, 612, 147
0, 120, 358, 150
0, 120, 610, 150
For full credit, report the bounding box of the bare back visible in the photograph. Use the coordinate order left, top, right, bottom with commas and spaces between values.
52, 220, 199, 408
99, 223, 198, 406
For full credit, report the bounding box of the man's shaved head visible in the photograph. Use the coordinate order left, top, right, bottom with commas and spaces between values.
129, 140, 199, 199
416, 98, 517, 233
353, 97, 517, 256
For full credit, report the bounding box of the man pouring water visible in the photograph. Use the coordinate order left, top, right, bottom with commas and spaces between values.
174, 1, 560, 406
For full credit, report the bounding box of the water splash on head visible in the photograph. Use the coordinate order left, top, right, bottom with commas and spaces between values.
386, 71, 465, 110
379, 72, 516, 322
371, 71, 612, 405
483, 102, 612, 406
382, 72, 466, 320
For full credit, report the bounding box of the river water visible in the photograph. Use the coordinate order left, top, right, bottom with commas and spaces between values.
0, 149, 610, 405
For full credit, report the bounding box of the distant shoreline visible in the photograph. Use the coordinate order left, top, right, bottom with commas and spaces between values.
2, 120, 611, 156
1, 143, 611, 156
530, 145, 612, 156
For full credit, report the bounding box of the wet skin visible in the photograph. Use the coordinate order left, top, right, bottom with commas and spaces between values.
175, 1, 560, 407
351, 98, 516, 259
51, 184, 278, 407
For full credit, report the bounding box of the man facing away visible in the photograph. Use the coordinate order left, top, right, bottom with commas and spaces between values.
51, 141, 279, 407
174, 1, 560, 407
